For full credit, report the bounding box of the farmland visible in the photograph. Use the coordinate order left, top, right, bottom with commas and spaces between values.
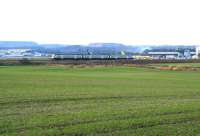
0, 65, 200, 136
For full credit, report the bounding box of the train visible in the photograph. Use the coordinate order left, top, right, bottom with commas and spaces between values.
52, 54, 134, 60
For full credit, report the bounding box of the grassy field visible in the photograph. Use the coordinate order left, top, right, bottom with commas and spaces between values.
0, 65, 200, 136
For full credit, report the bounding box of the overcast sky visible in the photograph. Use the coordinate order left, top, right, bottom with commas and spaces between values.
0, 0, 199, 45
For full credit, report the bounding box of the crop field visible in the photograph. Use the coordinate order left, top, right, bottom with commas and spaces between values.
150, 63, 200, 67
0, 65, 200, 136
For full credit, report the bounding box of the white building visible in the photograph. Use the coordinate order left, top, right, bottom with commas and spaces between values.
196, 46, 200, 59
148, 52, 181, 59
148, 51, 196, 60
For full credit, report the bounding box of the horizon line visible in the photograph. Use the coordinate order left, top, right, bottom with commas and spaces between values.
0, 41, 199, 46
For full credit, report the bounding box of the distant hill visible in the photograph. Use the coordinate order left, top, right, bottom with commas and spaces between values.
0, 41, 197, 55
0, 41, 40, 49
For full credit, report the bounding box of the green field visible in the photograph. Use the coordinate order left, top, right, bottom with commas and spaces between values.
0, 65, 200, 136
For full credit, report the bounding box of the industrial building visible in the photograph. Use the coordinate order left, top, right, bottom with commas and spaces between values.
196, 46, 200, 59
146, 47, 197, 60
147, 51, 196, 59
148, 52, 180, 59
